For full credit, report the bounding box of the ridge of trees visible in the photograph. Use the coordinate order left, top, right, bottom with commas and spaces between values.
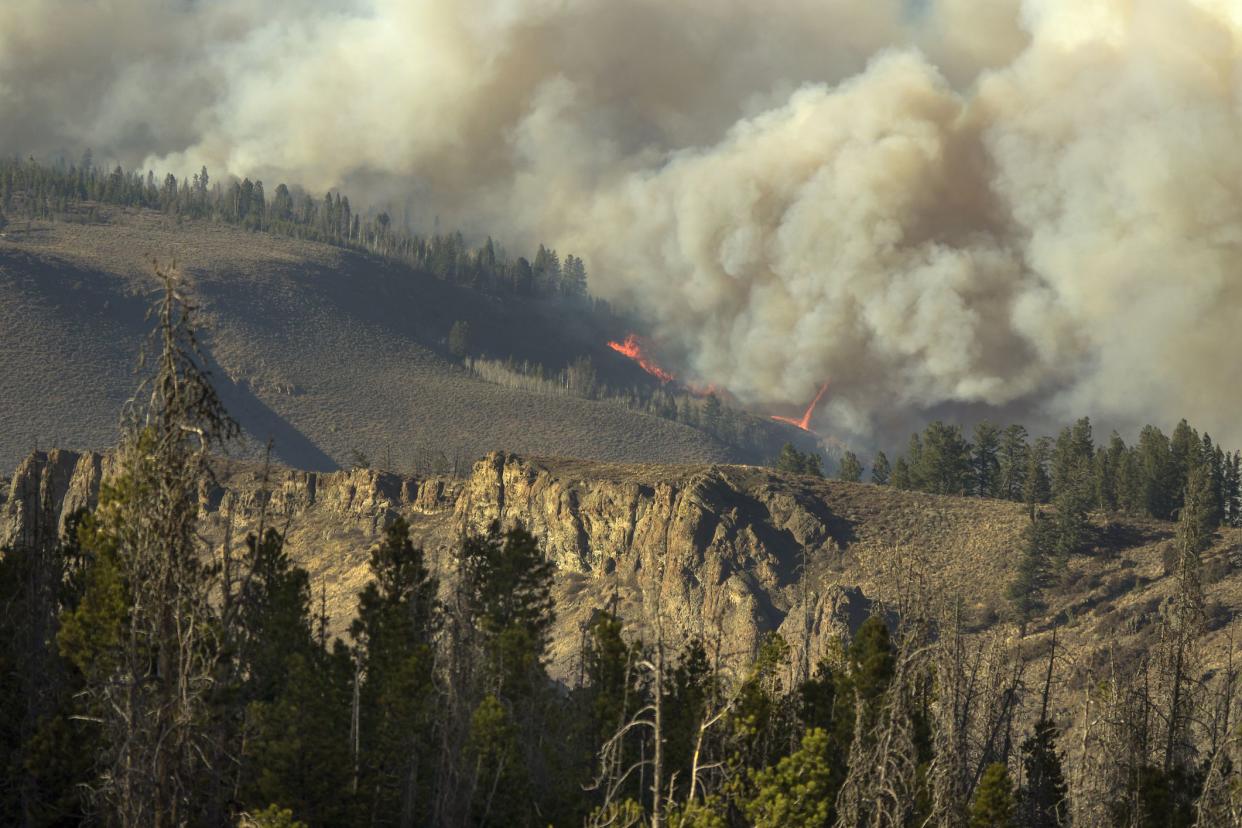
881, 417, 1241, 528
0, 154, 592, 303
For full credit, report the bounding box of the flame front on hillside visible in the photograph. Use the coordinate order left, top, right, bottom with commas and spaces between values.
771, 382, 830, 434
607, 334, 675, 384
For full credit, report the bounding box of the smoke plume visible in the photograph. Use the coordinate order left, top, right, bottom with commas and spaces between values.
3, 0, 1241, 446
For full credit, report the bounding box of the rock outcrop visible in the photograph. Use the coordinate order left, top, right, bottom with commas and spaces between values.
1, 449, 879, 676
18, 447, 1234, 693
0, 449, 105, 548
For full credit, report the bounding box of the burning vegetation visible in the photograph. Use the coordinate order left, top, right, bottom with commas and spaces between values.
607, 334, 674, 384
770, 382, 830, 435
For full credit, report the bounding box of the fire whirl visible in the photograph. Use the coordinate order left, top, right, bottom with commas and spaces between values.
607, 334, 675, 384
771, 382, 830, 434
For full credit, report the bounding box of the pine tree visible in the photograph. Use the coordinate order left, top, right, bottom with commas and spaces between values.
1017, 719, 1068, 828
562, 254, 588, 297
1137, 425, 1176, 519
906, 433, 925, 490
835, 617, 895, 753
891, 457, 912, 490
666, 643, 718, 809
1050, 417, 1094, 502
0, 502, 94, 824
236, 528, 352, 825
1097, 433, 1127, 513
1051, 469, 1092, 560
58, 268, 239, 825
871, 451, 891, 485
351, 517, 439, 827
244, 648, 354, 826
972, 421, 1002, 497
235, 529, 316, 703
1008, 516, 1056, 623
1225, 451, 1241, 526
457, 522, 556, 822
915, 422, 971, 495
702, 394, 723, 439
1169, 419, 1200, 511
743, 728, 834, 828
1023, 438, 1052, 517
969, 762, 1015, 827
775, 443, 822, 478
837, 451, 863, 483
1116, 445, 1144, 515
1123, 462, 1215, 828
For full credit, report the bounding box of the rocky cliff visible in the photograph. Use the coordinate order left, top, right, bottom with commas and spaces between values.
5, 449, 1241, 691
0, 448, 1021, 678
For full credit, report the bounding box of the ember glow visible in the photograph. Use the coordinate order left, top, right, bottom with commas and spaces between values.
771, 382, 830, 433
607, 334, 675, 384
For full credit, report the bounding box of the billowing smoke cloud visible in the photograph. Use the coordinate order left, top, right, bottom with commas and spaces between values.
3, 0, 1241, 447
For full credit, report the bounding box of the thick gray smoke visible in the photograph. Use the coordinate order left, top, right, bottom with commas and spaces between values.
4, 0, 1241, 446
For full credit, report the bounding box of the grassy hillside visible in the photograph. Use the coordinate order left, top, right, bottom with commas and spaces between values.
0, 208, 757, 471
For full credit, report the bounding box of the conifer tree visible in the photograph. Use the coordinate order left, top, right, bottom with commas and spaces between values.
743, 728, 834, 828
1023, 438, 1052, 517
1225, 451, 1241, 526
870, 451, 891, 485
997, 424, 1030, 502
1008, 516, 1056, 623
244, 648, 354, 825
835, 617, 895, 757
916, 422, 971, 495
775, 444, 822, 477
906, 433, 925, 490
455, 522, 556, 823
237, 528, 352, 825
1137, 425, 1176, 519
969, 762, 1015, 828
1169, 419, 1200, 511
0, 503, 93, 824
58, 267, 238, 826
351, 517, 439, 827
1097, 433, 1127, 514
1050, 417, 1094, 502
972, 421, 1002, 497
1017, 719, 1068, 828
837, 451, 863, 483
891, 457, 912, 490
663, 637, 716, 799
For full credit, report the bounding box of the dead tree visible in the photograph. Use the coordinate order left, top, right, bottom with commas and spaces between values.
1194, 636, 1242, 826
833, 616, 934, 828
79, 264, 238, 826
1159, 465, 1212, 779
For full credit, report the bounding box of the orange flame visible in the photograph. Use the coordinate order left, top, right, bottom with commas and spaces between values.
607, 334, 675, 384
771, 382, 830, 433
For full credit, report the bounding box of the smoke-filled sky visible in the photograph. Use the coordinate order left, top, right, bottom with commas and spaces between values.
4, 0, 1242, 447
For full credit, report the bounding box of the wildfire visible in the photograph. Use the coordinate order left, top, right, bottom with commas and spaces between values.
607, 334, 675, 384
771, 382, 830, 433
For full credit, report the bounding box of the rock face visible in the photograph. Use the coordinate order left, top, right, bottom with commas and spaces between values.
1, 449, 881, 677
0, 449, 105, 548
452, 452, 871, 672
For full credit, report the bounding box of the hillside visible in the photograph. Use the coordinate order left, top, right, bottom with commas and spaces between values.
0, 209, 762, 472
6, 448, 1240, 736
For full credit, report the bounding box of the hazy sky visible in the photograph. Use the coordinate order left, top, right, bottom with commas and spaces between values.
4, 0, 1241, 446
